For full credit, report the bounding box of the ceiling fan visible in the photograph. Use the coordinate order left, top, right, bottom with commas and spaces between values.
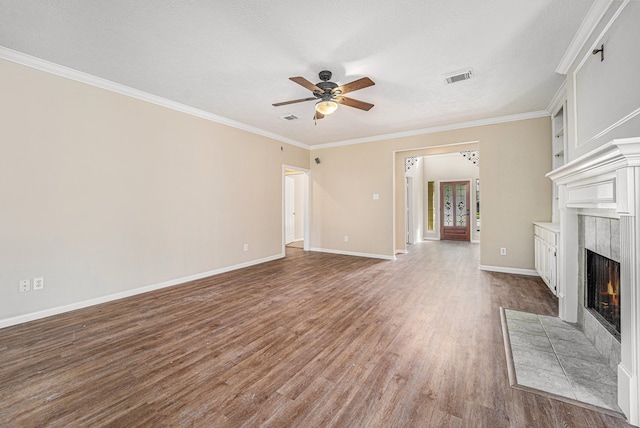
272, 70, 375, 120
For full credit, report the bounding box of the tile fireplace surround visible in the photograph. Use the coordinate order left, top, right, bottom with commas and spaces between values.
548, 137, 640, 425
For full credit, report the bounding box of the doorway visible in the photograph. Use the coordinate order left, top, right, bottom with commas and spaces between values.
440, 180, 470, 241
285, 176, 296, 244
283, 166, 310, 253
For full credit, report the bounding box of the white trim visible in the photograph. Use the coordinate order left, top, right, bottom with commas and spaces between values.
282, 164, 311, 253
572, 1, 630, 148
395, 140, 480, 155
0, 46, 309, 150
310, 247, 395, 261
0, 253, 284, 330
395, 249, 409, 254
579, 107, 640, 149
547, 137, 640, 183
555, 0, 613, 74
478, 265, 539, 277
547, 80, 567, 114
312, 111, 550, 150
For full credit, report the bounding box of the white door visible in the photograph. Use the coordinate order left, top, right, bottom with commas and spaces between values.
285, 176, 295, 244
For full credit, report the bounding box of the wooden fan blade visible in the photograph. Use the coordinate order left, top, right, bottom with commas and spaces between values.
290, 76, 323, 93
336, 96, 374, 111
272, 97, 317, 107
332, 77, 375, 95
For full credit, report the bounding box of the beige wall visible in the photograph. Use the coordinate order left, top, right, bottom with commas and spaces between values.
310, 143, 394, 257
1, 56, 553, 323
311, 118, 552, 269
0, 59, 309, 322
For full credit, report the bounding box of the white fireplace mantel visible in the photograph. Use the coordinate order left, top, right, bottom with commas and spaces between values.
547, 137, 640, 425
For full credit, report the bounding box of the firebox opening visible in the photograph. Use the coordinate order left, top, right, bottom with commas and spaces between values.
586, 249, 621, 341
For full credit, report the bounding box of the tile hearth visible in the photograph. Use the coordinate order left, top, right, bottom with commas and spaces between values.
502, 308, 623, 416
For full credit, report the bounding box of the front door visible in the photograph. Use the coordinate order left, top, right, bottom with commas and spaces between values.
440, 181, 470, 241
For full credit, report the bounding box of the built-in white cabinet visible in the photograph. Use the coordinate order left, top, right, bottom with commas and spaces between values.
550, 98, 567, 223
534, 222, 559, 296
540, 85, 565, 297
552, 102, 567, 169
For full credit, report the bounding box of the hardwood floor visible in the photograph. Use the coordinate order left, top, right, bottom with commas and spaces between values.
0, 241, 631, 427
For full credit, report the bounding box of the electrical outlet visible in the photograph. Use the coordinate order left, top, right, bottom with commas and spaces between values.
243, 244, 249, 252
500, 247, 507, 256
19, 279, 30, 292
344, 235, 349, 242
33, 277, 44, 290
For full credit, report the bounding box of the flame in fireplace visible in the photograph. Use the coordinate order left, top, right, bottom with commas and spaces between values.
586, 249, 621, 335
607, 281, 619, 306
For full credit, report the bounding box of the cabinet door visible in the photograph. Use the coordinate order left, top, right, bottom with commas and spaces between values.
548, 246, 557, 295
535, 236, 548, 283
534, 237, 541, 272
542, 241, 550, 284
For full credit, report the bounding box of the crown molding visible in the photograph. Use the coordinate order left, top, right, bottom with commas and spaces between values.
312, 111, 550, 150
555, 0, 613, 75
0, 46, 551, 152
0, 46, 310, 150
547, 80, 567, 114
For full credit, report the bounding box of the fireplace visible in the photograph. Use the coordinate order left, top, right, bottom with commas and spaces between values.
586, 249, 621, 340
547, 137, 640, 423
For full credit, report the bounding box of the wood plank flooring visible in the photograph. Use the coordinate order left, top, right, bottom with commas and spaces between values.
0, 241, 631, 427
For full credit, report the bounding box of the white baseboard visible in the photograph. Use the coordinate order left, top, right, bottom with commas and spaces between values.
395, 249, 408, 254
0, 252, 285, 330
478, 265, 539, 276
310, 247, 395, 260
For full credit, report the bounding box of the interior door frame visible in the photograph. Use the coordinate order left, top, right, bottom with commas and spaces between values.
282, 165, 310, 254
439, 180, 471, 241
406, 176, 414, 245
284, 175, 295, 244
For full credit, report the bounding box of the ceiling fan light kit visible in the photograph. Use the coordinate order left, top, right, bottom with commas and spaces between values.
273, 70, 375, 120
315, 100, 338, 115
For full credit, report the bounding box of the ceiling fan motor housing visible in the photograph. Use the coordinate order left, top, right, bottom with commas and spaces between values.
318, 70, 332, 81
315, 80, 338, 98
314, 70, 340, 99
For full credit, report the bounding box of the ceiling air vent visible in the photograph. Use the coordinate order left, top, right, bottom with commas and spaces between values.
445, 68, 473, 84
280, 114, 299, 121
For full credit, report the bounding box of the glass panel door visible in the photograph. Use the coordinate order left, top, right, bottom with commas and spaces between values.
440, 181, 470, 241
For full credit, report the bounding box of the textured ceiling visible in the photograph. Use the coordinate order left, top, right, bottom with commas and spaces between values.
0, 0, 593, 147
